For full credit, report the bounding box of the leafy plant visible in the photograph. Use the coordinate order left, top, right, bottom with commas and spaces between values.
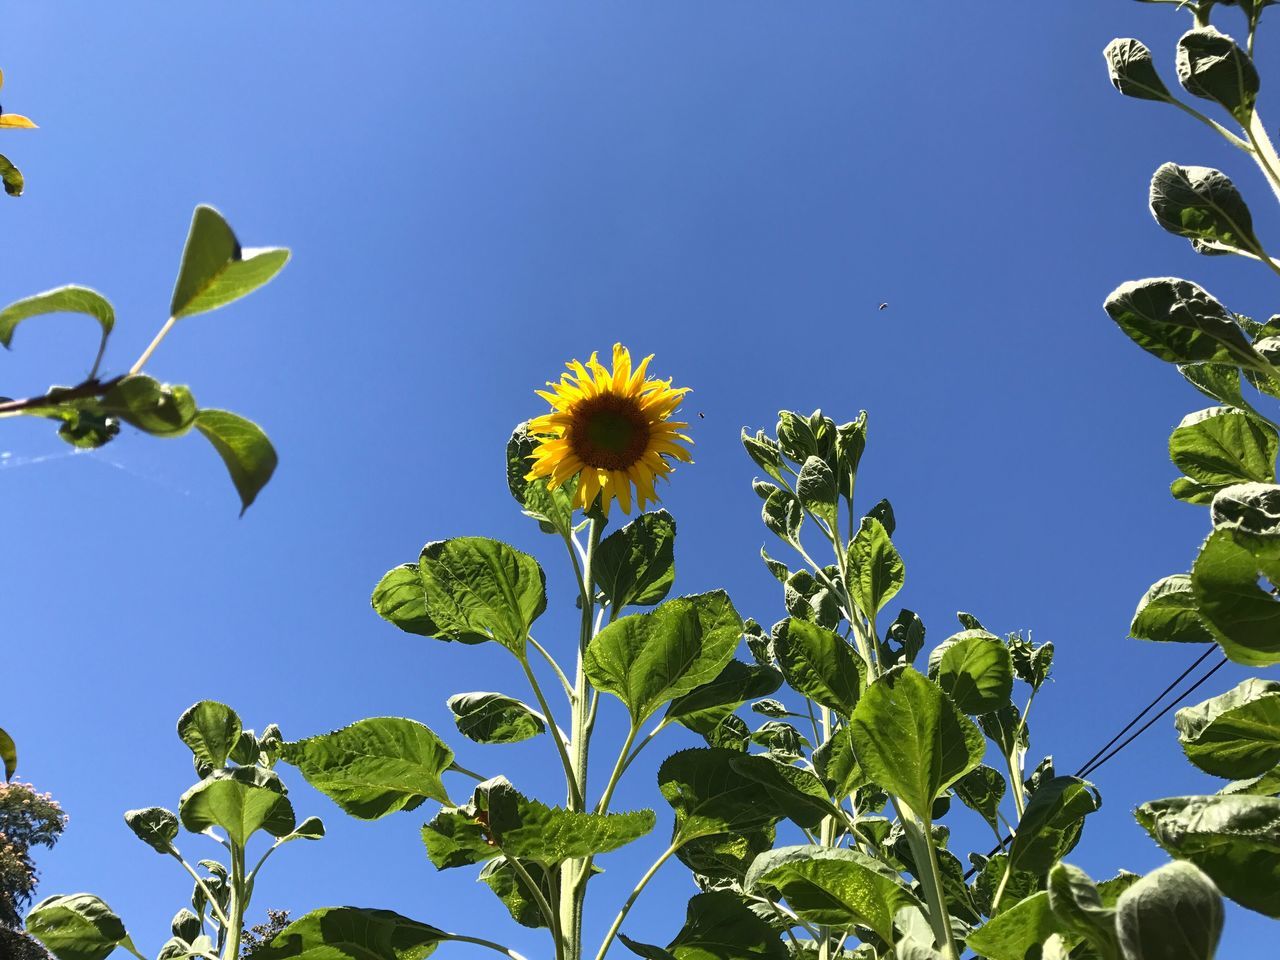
0, 68, 36, 198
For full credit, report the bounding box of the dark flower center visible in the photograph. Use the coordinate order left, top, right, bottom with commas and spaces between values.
569, 394, 651, 470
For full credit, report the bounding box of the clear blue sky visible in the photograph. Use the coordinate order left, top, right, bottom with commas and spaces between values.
4, 1, 1273, 954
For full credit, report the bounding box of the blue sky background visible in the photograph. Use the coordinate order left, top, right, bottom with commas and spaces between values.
4, 0, 1276, 954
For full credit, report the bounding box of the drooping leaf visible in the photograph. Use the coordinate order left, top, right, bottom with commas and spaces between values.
1130, 574, 1216, 644
177, 700, 242, 770
170, 205, 290, 319
26, 895, 134, 960
0, 287, 114, 369
1136, 794, 1280, 916
1176, 27, 1259, 125
178, 766, 296, 846
745, 845, 919, 943
123, 807, 179, 854
930, 632, 1013, 715
771, 618, 866, 716
506, 422, 577, 536
1192, 528, 1280, 665
847, 517, 904, 619
594, 510, 677, 609
1104, 38, 1172, 101
1176, 678, 1280, 778
585, 591, 743, 725
1116, 861, 1223, 960
251, 907, 448, 960
416, 537, 547, 655
1150, 163, 1259, 254
422, 776, 653, 868
1103, 277, 1260, 367
1008, 776, 1101, 876
281, 718, 453, 820
848, 667, 984, 819
193, 409, 278, 514
446, 692, 545, 744
665, 660, 782, 729
954, 765, 1008, 837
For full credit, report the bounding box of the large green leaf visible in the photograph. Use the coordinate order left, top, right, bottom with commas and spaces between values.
446, 692, 545, 744
1176, 27, 1259, 124
1149, 164, 1259, 255
1104, 38, 1172, 101
966, 892, 1063, 960
848, 517, 903, 619
1192, 528, 1280, 665
370, 565, 437, 637
744, 845, 918, 943
1047, 864, 1119, 960
281, 718, 453, 820
621, 891, 788, 960
1130, 574, 1216, 644
848, 667, 983, 818
954, 765, 1008, 837
761, 488, 803, 544
1103, 277, 1260, 367
26, 895, 135, 960
1008, 776, 1101, 876
178, 766, 296, 846
771, 618, 865, 716
170, 205, 290, 319
177, 700, 242, 770
1209, 481, 1280, 539
594, 510, 677, 609
416, 538, 546, 655
929, 631, 1013, 715
1116, 861, 1223, 960
422, 776, 653, 869
193, 409, 278, 514
123, 807, 179, 854
251, 907, 448, 960
797, 456, 839, 527
0, 287, 114, 369
506, 422, 577, 536
1176, 678, 1280, 778
1169, 407, 1277, 502
0, 726, 15, 781
586, 591, 743, 725
665, 660, 782, 729
1136, 794, 1280, 916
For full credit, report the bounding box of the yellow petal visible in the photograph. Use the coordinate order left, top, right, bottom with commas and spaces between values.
0, 114, 37, 129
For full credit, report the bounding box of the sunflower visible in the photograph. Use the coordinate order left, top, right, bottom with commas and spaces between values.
526, 344, 692, 517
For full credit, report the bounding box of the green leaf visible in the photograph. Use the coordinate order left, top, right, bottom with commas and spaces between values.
0, 153, 23, 196
505, 422, 577, 535
281, 717, 454, 820
1008, 776, 1101, 876
771, 618, 866, 716
1131, 574, 1217, 644
745, 845, 919, 942
1150, 163, 1260, 254
177, 700, 242, 770
1192, 528, 1280, 665
797, 456, 838, 526
1209, 481, 1280, 539
1178, 362, 1272, 425
665, 660, 782, 728
586, 591, 744, 725
965, 892, 1064, 960
742, 429, 788, 486
1116, 861, 1223, 960
371, 564, 437, 638
848, 517, 903, 619
954, 765, 1007, 837
1047, 863, 1120, 960
478, 857, 553, 929
0, 287, 114, 369
170, 205, 290, 319
171, 909, 201, 942
422, 776, 653, 868
0, 726, 15, 781
287, 816, 326, 841
748, 721, 810, 762
251, 907, 448, 960
622, 891, 788, 960
123, 806, 179, 854
416, 537, 546, 655
1104, 38, 1172, 101
812, 726, 868, 797
882, 608, 926, 669
178, 766, 296, 846
101, 376, 197, 437
1136, 794, 1280, 916
1221, 765, 1280, 797
1169, 407, 1277, 498
193, 409, 277, 514
594, 510, 677, 609
761, 488, 803, 544
1103, 277, 1260, 367
26, 895, 134, 960
931, 632, 1013, 715
1177, 27, 1259, 125
848, 667, 984, 818
446, 692, 545, 744
1176, 678, 1280, 778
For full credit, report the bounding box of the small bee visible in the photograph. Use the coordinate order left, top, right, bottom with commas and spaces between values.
698, 412, 705, 419
878, 302, 889, 311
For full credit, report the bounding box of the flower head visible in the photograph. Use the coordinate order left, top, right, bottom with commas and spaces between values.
526, 344, 692, 517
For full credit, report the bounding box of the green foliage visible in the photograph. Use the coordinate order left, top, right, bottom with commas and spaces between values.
25, 895, 135, 960
1175, 678, 1280, 777
594, 510, 677, 610
447, 693, 546, 744
249, 907, 448, 960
